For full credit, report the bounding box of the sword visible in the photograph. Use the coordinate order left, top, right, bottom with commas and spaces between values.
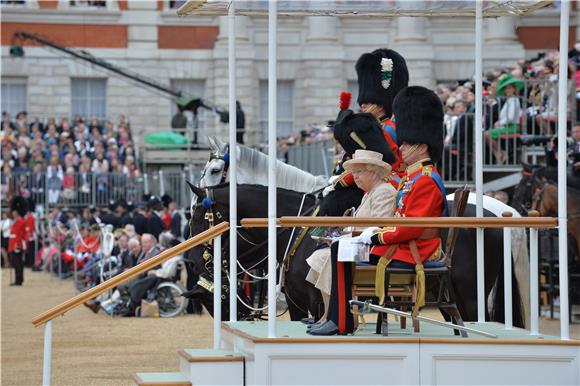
349, 300, 498, 339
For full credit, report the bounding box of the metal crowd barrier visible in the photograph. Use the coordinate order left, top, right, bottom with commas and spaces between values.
4, 171, 199, 212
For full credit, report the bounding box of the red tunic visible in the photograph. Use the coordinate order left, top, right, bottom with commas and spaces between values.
25, 213, 35, 242
162, 211, 171, 230
8, 218, 27, 253
370, 161, 444, 264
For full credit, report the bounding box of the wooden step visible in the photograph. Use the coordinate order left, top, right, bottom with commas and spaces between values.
178, 348, 244, 363
133, 371, 191, 386
178, 349, 244, 386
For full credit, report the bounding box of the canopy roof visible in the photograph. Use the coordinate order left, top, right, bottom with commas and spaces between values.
177, 0, 552, 18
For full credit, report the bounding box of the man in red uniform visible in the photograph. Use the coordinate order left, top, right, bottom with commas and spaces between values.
310, 86, 446, 335
356, 48, 408, 179
9, 196, 28, 286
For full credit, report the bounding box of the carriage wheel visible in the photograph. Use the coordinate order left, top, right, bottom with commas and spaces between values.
155, 282, 188, 318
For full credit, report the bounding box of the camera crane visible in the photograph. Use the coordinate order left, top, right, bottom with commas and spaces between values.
10, 31, 207, 112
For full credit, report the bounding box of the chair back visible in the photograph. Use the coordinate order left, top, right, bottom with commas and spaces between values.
444, 186, 470, 266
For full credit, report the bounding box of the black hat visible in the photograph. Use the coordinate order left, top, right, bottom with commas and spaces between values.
333, 110, 395, 164
10, 196, 28, 217
161, 194, 173, 208
356, 48, 409, 118
393, 86, 444, 163
108, 200, 117, 212
147, 196, 162, 210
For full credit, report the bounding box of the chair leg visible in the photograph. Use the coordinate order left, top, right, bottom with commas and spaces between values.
442, 272, 468, 338
380, 270, 391, 336
400, 303, 407, 330
413, 318, 420, 333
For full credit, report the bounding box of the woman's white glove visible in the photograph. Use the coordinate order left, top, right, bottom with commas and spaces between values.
359, 227, 379, 244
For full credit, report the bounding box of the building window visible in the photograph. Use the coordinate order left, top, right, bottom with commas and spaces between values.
170, 79, 206, 129
259, 80, 294, 139
1, 77, 27, 119
0, 1, 26, 7
69, 1, 106, 7
71, 78, 106, 120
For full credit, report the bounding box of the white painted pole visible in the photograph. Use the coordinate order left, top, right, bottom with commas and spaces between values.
474, 0, 485, 322
529, 227, 539, 335
502, 214, 512, 329
42, 320, 52, 386
159, 170, 165, 197
228, 0, 238, 323
267, 0, 278, 338
213, 235, 222, 348
557, 1, 570, 340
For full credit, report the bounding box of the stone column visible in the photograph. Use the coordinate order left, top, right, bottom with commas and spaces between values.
126, 0, 158, 50
297, 16, 345, 129
395, 17, 427, 43
484, 16, 524, 68
486, 16, 518, 44
393, 14, 434, 87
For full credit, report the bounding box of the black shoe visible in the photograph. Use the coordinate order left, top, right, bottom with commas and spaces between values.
300, 317, 315, 325
307, 320, 339, 336
9, 283, 22, 286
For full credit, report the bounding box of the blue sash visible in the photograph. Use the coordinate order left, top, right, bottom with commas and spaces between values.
383, 124, 397, 144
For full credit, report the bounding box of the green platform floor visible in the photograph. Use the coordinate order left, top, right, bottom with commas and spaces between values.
225, 320, 574, 342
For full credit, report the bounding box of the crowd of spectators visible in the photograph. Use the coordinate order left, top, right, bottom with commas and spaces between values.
0, 112, 141, 209
435, 47, 580, 165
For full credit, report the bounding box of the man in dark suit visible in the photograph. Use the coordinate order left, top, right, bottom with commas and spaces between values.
132, 201, 148, 236
146, 196, 165, 240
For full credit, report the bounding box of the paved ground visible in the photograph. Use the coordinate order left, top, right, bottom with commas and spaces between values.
1, 268, 578, 385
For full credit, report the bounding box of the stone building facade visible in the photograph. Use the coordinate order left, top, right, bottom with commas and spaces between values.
1, 1, 579, 147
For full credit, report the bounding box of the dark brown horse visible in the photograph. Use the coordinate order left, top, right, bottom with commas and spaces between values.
532, 182, 580, 260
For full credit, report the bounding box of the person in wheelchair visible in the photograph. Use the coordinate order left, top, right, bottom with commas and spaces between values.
84, 234, 183, 316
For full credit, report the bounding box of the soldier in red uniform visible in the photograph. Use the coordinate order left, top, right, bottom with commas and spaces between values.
310, 86, 446, 335
8, 196, 28, 286
356, 48, 409, 179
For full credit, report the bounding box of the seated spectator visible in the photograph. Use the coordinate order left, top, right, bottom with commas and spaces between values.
136, 233, 160, 266
484, 74, 524, 164
126, 237, 141, 269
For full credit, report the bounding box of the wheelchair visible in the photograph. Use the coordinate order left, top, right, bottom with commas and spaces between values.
131, 261, 189, 318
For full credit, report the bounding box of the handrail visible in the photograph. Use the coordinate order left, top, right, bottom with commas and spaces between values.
240, 216, 557, 229
32, 222, 230, 327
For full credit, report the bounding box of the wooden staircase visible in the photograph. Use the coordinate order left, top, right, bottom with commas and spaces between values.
134, 349, 244, 386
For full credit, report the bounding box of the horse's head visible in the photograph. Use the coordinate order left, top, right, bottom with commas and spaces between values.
511, 163, 542, 215
531, 179, 557, 216
199, 137, 230, 188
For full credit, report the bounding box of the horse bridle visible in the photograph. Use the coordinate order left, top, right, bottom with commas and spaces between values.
199, 151, 230, 185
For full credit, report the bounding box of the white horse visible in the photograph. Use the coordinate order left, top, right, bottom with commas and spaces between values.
199, 137, 328, 192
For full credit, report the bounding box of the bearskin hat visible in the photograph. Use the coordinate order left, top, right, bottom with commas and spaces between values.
161, 194, 173, 208
356, 48, 409, 118
10, 196, 28, 217
393, 86, 444, 163
333, 109, 396, 164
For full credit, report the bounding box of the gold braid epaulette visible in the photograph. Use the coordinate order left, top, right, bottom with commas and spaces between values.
333, 170, 352, 188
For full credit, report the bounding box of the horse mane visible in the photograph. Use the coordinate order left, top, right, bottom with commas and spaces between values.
234, 145, 328, 194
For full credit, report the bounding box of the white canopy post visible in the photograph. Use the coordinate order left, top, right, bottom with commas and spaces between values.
228, 0, 238, 322
557, 1, 570, 340
267, 0, 278, 338
474, 0, 486, 322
